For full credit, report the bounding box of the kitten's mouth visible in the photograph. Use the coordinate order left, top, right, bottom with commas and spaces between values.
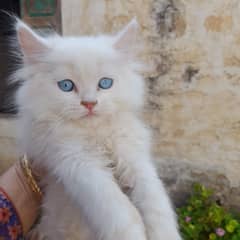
84, 111, 97, 118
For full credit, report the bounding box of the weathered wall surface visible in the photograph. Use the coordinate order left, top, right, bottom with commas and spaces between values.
0, 118, 17, 174
61, 0, 240, 209
0, 0, 239, 209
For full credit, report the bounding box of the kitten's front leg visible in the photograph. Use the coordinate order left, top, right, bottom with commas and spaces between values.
117, 148, 182, 240
54, 157, 147, 240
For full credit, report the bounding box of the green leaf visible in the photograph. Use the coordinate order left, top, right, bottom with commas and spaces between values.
226, 220, 239, 233
209, 233, 217, 240
177, 183, 240, 240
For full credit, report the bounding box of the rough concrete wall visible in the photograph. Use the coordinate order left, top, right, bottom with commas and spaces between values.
0, 118, 17, 173
61, 0, 240, 209
0, 0, 239, 209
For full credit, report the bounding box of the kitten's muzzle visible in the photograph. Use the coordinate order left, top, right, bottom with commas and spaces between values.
81, 101, 98, 111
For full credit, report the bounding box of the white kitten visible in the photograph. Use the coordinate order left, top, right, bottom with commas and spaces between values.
15, 19, 182, 240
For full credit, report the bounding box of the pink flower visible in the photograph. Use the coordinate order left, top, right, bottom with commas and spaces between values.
185, 216, 192, 223
215, 228, 225, 237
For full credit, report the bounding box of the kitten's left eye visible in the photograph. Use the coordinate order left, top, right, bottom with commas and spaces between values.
58, 79, 74, 92
98, 78, 113, 90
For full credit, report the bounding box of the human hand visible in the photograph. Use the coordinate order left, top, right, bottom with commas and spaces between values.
0, 158, 43, 235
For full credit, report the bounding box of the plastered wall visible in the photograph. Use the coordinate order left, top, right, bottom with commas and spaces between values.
0, 0, 239, 209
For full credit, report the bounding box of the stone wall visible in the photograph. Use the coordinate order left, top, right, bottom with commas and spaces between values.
0, 0, 239, 209
0, 118, 17, 174
61, 0, 240, 209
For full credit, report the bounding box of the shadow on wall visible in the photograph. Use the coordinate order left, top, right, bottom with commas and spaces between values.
0, 1, 22, 115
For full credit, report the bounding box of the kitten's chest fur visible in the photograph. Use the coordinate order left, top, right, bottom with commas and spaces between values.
82, 122, 116, 156
70, 116, 126, 157
74, 118, 124, 173
36, 116, 137, 239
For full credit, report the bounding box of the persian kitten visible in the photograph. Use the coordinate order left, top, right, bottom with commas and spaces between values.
14, 19, 182, 240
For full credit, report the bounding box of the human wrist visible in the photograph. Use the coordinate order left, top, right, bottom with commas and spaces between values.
0, 160, 42, 234
19, 155, 42, 200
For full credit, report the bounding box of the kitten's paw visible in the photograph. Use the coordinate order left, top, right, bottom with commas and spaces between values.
115, 225, 147, 240
110, 215, 147, 240
26, 228, 47, 240
148, 228, 182, 240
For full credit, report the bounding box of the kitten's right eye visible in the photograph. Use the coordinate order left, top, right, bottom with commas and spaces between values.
57, 79, 74, 92
98, 78, 113, 90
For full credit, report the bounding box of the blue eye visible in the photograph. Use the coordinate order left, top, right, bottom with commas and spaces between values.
58, 79, 74, 92
98, 78, 113, 90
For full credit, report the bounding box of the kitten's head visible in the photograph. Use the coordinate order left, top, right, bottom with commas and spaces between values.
15, 19, 145, 124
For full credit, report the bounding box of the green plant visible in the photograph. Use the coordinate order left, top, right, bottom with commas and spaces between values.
177, 183, 240, 240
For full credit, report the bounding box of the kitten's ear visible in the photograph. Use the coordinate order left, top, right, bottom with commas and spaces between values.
16, 20, 49, 62
113, 18, 139, 52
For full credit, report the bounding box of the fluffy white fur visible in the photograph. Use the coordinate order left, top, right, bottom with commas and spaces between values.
15, 19, 182, 240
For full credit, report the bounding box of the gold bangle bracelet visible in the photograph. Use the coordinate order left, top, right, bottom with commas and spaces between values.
19, 155, 43, 199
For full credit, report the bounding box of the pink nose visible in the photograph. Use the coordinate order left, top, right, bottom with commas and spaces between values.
81, 101, 97, 111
